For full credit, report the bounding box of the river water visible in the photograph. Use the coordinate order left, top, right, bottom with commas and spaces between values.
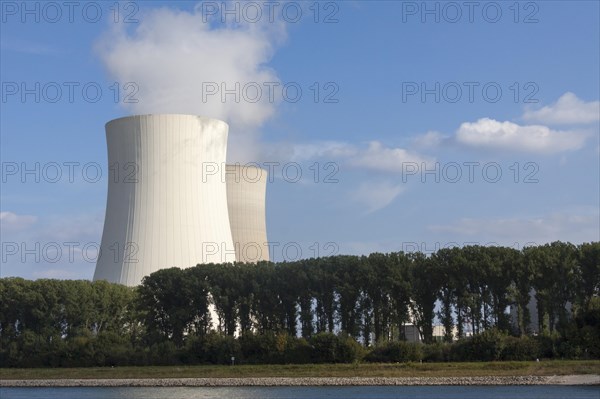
1, 386, 599, 399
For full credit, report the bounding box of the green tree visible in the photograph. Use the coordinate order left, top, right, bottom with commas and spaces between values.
527, 242, 578, 334
388, 252, 412, 341
204, 263, 241, 335
334, 255, 362, 339
138, 267, 197, 346
577, 242, 600, 311
511, 249, 534, 336
485, 246, 520, 332
435, 248, 459, 342
409, 252, 440, 343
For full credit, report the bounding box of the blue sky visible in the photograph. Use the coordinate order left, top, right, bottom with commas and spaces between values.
1, 1, 599, 280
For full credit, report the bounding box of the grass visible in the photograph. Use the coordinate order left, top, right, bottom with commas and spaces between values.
1, 361, 599, 380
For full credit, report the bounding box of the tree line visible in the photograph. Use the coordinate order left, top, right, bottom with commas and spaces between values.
1, 241, 598, 367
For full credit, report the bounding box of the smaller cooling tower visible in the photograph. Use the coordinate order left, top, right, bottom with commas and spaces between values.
226, 164, 269, 263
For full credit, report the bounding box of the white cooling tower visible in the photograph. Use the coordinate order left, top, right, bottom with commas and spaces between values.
226, 164, 269, 263
94, 114, 236, 286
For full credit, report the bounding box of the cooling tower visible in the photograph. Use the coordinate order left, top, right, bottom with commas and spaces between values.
226, 164, 269, 263
94, 114, 236, 286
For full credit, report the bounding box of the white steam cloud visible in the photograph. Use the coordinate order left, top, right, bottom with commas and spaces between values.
96, 5, 286, 162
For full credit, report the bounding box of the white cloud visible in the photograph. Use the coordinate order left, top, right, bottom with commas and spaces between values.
412, 131, 446, 148
96, 5, 286, 162
36, 214, 104, 243
523, 92, 600, 125
352, 180, 405, 213
0, 38, 57, 55
1, 212, 103, 280
428, 209, 600, 246
455, 117, 588, 154
350, 141, 433, 172
286, 141, 357, 162
261, 140, 431, 175
0, 211, 37, 231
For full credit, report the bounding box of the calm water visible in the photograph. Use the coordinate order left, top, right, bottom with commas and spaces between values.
1, 386, 599, 399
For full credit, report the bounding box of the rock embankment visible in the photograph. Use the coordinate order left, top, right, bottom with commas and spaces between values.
2, 375, 599, 387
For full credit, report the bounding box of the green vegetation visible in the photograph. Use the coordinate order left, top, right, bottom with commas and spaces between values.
1, 242, 598, 368
1, 361, 599, 380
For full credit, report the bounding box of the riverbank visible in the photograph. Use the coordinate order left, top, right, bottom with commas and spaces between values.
2, 361, 599, 387
2, 360, 599, 380
1, 375, 599, 387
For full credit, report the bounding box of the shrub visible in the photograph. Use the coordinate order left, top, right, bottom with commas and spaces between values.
450, 329, 505, 361
239, 332, 280, 364
500, 336, 540, 361
283, 337, 313, 364
310, 332, 338, 363
336, 334, 367, 363
422, 342, 451, 362
147, 341, 179, 365
577, 325, 600, 359
556, 340, 583, 359
94, 331, 136, 366
181, 335, 206, 364
200, 333, 241, 364
534, 334, 557, 359
308, 332, 364, 363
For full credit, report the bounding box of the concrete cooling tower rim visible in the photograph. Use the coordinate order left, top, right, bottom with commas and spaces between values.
105, 114, 229, 130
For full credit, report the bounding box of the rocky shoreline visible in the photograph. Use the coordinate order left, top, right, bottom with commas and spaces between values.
2, 375, 599, 387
